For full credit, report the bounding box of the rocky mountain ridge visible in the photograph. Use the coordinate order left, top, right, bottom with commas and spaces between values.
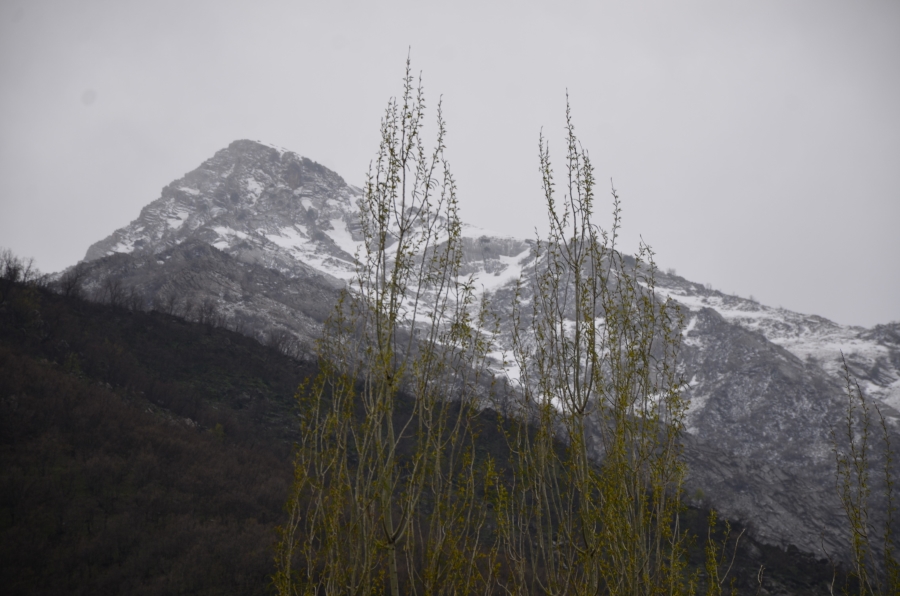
74, 139, 900, 563
86, 139, 363, 283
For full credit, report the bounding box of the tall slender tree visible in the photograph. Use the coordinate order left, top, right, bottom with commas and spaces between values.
494, 101, 690, 595
275, 59, 496, 596
832, 356, 900, 595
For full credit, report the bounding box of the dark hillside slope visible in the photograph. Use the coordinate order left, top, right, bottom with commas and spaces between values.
0, 283, 315, 595
0, 282, 848, 594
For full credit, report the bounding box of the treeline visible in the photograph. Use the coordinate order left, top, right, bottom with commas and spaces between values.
44, 247, 315, 363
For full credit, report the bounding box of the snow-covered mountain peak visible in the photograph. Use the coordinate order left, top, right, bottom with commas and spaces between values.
82, 137, 899, 417
84, 140, 363, 281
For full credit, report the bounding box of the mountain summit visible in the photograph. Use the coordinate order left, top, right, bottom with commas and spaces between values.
85, 140, 364, 282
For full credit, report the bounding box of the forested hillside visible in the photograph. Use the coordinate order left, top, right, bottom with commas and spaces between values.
0, 279, 848, 594
0, 279, 313, 595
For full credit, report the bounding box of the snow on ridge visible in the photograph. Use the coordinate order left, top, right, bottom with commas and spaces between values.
486, 349, 521, 385
111, 239, 136, 254
266, 226, 307, 251
261, 225, 357, 282
211, 226, 248, 241
460, 222, 521, 241
655, 281, 900, 410
682, 316, 703, 348
306, 255, 356, 281
327, 218, 361, 258
657, 286, 829, 336
684, 375, 710, 435
166, 210, 189, 230
245, 178, 263, 200
253, 140, 296, 157
683, 316, 698, 336
474, 248, 532, 294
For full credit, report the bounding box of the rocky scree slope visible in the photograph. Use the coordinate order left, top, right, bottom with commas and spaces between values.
72, 139, 900, 563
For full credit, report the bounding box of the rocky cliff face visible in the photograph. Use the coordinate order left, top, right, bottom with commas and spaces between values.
71, 139, 899, 563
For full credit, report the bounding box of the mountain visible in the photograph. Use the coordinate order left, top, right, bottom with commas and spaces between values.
79, 139, 534, 353
71, 139, 900, 563
1, 278, 849, 595
85, 139, 362, 280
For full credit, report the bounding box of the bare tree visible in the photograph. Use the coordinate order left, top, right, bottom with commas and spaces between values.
126, 286, 145, 312
197, 297, 219, 326
181, 297, 196, 321
100, 275, 126, 308
58, 263, 87, 299
832, 356, 900, 595
154, 287, 181, 316
1, 248, 40, 305
265, 328, 294, 354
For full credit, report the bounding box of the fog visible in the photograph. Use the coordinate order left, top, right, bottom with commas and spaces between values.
1, 0, 898, 326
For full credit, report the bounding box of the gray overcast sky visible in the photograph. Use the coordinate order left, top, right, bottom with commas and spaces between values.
1, 0, 898, 327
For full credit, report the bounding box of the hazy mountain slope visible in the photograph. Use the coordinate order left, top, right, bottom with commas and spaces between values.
79, 239, 340, 353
